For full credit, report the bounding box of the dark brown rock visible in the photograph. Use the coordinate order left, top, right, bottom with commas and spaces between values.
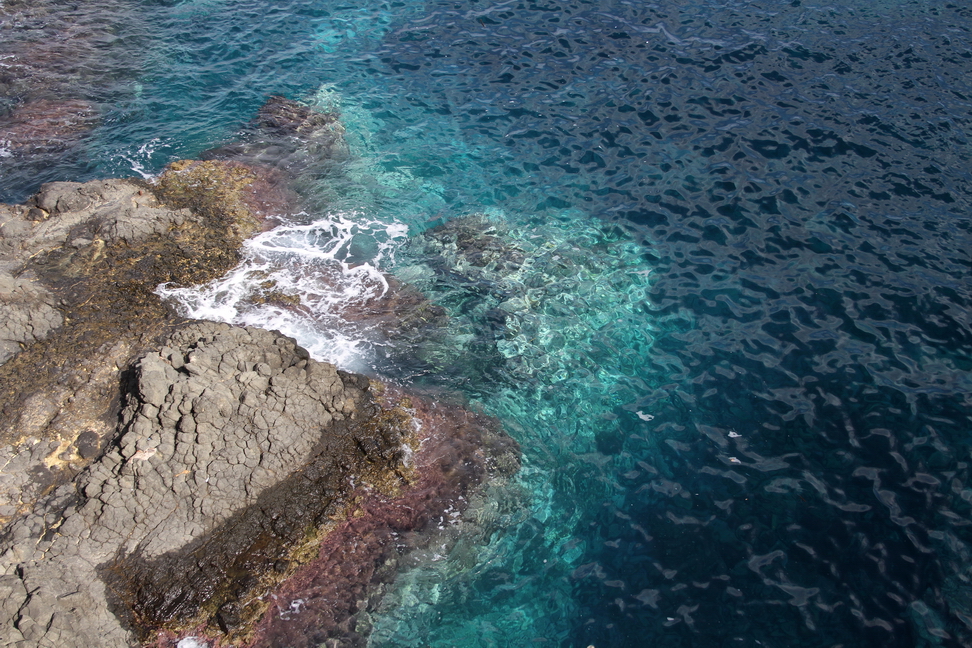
201, 95, 350, 183
255, 95, 342, 139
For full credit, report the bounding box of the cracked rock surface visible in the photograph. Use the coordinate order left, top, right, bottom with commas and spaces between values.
0, 272, 61, 367
0, 321, 406, 647
0, 171, 274, 527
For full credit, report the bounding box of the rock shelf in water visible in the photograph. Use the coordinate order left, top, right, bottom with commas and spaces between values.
0, 105, 519, 646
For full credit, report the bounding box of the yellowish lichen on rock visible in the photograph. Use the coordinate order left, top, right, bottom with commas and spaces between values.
154, 160, 264, 244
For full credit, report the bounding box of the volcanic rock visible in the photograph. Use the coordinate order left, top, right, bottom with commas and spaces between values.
0, 322, 412, 647
0, 166, 275, 526
0, 104, 519, 648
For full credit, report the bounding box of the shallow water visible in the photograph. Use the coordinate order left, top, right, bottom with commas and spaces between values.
3, 0, 972, 646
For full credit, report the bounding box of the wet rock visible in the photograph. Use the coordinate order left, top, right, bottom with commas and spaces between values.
1, 95, 358, 527
202, 95, 349, 180
190, 385, 519, 648
239, 264, 449, 365
155, 158, 295, 228
343, 273, 450, 338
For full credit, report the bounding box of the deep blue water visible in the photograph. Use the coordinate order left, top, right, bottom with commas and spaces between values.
3, 1, 972, 647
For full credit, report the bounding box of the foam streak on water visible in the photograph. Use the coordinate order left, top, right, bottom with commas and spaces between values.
116, 137, 165, 181
157, 212, 407, 371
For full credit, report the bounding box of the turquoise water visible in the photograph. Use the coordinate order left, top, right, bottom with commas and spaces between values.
3, 1, 972, 646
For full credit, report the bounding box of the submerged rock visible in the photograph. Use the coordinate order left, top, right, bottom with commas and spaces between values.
394, 210, 654, 464
423, 214, 527, 277
201, 95, 350, 181
394, 214, 530, 385
255, 95, 346, 141
0, 99, 98, 157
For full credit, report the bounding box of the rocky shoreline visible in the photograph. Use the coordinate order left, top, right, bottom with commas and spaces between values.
0, 100, 518, 647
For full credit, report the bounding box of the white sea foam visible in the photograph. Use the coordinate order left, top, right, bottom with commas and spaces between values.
118, 138, 163, 180
157, 211, 408, 372
175, 638, 208, 648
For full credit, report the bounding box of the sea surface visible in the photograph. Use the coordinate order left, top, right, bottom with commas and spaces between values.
2, 0, 972, 646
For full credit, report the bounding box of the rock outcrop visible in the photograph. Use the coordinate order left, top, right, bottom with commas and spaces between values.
201, 95, 350, 184
0, 322, 419, 647
0, 168, 277, 527
0, 178, 186, 365
0, 317, 517, 648
0, 270, 62, 368
0, 99, 519, 648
